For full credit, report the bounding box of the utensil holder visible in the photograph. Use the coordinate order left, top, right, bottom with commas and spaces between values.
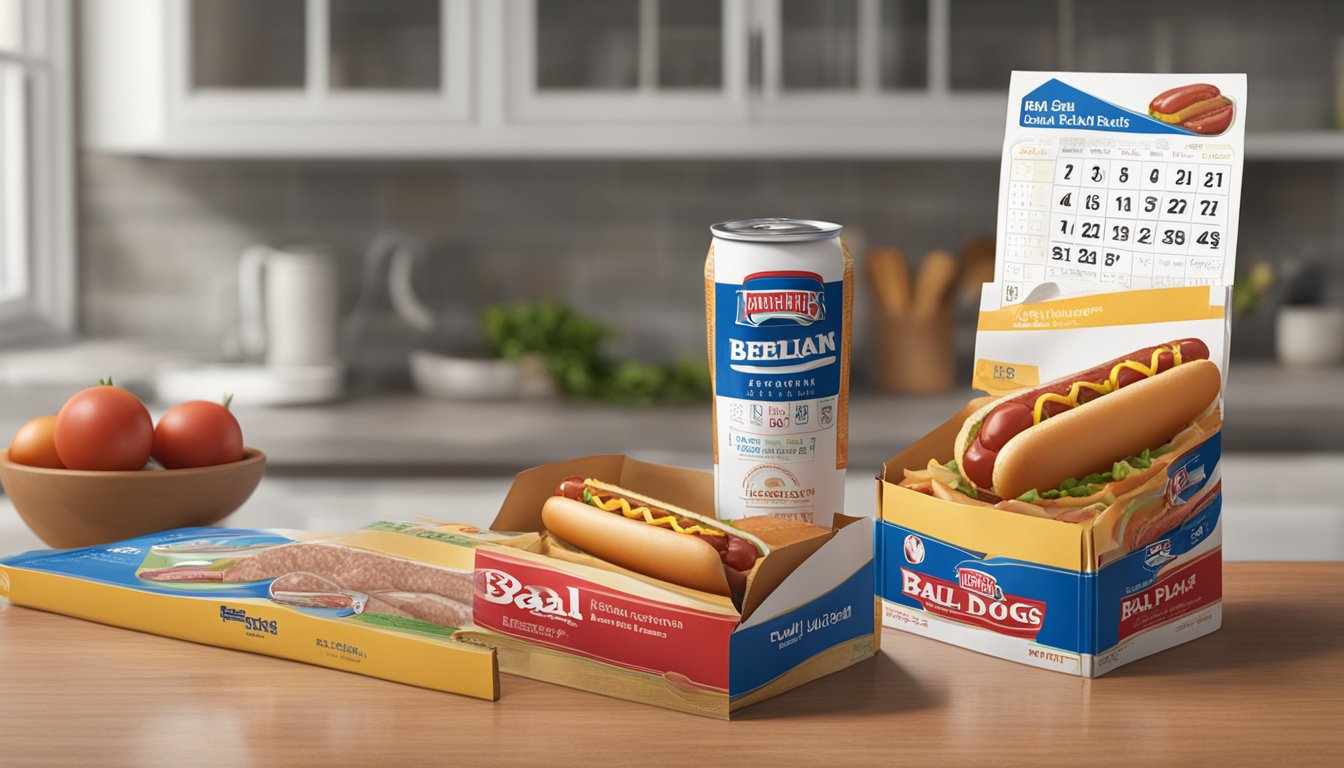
874, 309, 955, 393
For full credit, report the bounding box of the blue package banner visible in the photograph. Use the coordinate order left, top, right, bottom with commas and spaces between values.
1020, 78, 1190, 135
878, 522, 1089, 653
1, 527, 294, 600
714, 275, 844, 403
729, 563, 873, 696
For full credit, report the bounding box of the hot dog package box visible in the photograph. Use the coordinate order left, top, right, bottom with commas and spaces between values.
877, 286, 1229, 676
0, 456, 875, 718
477, 454, 877, 718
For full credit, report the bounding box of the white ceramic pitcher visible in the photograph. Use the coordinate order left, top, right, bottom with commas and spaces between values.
237, 245, 341, 368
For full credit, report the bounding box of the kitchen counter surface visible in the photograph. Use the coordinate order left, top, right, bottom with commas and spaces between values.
0, 362, 1338, 476
0, 563, 1337, 766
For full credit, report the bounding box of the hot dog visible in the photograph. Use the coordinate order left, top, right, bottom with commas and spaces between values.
899, 339, 1222, 522
542, 477, 772, 596
1149, 84, 1234, 135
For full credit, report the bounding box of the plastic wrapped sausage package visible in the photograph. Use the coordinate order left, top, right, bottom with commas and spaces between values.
877, 285, 1229, 675
0, 455, 876, 717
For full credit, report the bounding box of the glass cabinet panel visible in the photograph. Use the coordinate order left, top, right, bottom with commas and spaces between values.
948, 0, 1058, 91
191, 0, 306, 89
879, 0, 928, 90
329, 0, 441, 90
537, 0, 640, 90
780, 0, 858, 90
658, 0, 722, 88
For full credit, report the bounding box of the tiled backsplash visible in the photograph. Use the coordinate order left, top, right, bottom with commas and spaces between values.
80, 154, 1343, 386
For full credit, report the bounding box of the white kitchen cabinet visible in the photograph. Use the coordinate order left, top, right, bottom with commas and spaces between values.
82, 0, 1344, 159
83, 0, 473, 154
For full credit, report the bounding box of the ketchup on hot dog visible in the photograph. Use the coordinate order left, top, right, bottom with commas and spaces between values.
961, 339, 1210, 490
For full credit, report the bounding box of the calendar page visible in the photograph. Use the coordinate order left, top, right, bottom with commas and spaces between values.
995, 72, 1247, 305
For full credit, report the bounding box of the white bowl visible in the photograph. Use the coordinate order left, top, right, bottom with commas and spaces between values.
409, 351, 553, 400
1276, 306, 1344, 367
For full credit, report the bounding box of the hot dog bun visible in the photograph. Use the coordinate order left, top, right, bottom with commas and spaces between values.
991, 359, 1220, 499
541, 496, 732, 595
730, 516, 830, 549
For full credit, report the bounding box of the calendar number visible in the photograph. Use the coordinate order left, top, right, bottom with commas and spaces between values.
1166, 198, 1188, 215
1080, 222, 1101, 239
1196, 230, 1221, 249
1059, 192, 1072, 207
1175, 169, 1192, 186
1111, 225, 1130, 241
1085, 194, 1101, 211
1114, 196, 1131, 212
1203, 171, 1223, 188
1143, 195, 1159, 213
1137, 227, 1153, 245
1063, 163, 1074, 180
1118, 167, 1130, 183
1161, 229, 1186, 246
1104, 252, 1120, 267
1149, 168, 1160, 184
1200, 199, 1219, 216
1051, 246, 1071, 262
1090, 166, 1104, 183
1078, 248, 1098, 265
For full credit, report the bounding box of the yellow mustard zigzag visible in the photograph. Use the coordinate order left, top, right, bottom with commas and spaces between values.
589, 493, 725, 537
1032, 344, 1184, 425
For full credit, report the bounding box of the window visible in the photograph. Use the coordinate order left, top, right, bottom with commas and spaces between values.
0, 0, 73, 342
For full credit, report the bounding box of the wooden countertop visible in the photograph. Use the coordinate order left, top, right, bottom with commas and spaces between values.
1, 563, 1339, 766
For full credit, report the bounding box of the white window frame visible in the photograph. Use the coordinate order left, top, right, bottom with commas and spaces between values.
0, 0, 75, 344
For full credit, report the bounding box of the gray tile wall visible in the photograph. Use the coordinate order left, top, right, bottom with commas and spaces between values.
79, 154, 1344, 386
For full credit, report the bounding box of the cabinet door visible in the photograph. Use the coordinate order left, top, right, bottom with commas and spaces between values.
172, 0, 472, 125
508, 0, 748, 122
753, 0, 945, 122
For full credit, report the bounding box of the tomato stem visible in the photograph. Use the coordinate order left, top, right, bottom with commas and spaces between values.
221, 393, 234, 410
99, 376, 114, 387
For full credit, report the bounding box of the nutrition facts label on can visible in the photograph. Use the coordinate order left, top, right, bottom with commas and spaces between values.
995, 72, 1246, 305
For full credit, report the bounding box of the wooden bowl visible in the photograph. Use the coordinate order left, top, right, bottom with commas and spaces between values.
0, 448, 266, 549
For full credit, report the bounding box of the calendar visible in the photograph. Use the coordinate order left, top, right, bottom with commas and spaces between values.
995, 72, 1247, 305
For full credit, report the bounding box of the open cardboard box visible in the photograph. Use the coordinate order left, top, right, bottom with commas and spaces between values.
876, 399, 1224, 677
472, 454, 878, 718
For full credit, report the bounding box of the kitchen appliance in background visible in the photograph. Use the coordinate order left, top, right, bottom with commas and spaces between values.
155, 245, 345, 405
378, 236, 551, 400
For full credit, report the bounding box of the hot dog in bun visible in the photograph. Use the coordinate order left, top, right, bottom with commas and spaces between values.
542, 477, 772, 596
900, 339, 1223, 524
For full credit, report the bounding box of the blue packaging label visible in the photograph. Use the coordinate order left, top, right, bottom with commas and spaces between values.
878, 490, 1222, 655
715, 272, 844, 403
729, 562, 874, 696
1, 527, 294, 600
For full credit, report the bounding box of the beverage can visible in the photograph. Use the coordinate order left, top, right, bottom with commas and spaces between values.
705, 218, 852, 525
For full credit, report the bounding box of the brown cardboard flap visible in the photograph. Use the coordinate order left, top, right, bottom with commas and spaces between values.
737, 516, 862, 623
881, 396, 994, 482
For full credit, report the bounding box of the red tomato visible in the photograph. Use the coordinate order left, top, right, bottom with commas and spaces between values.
54, 385, 154, 470
152, 401, 244, 469
8, 415, 65, 469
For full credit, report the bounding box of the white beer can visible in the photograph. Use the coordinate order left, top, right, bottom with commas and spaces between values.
705, 218, 853, 526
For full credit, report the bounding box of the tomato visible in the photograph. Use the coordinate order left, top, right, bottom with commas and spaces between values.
152, 400, 244, 469
8, 415, 65, 469
54, 385, 154, 471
